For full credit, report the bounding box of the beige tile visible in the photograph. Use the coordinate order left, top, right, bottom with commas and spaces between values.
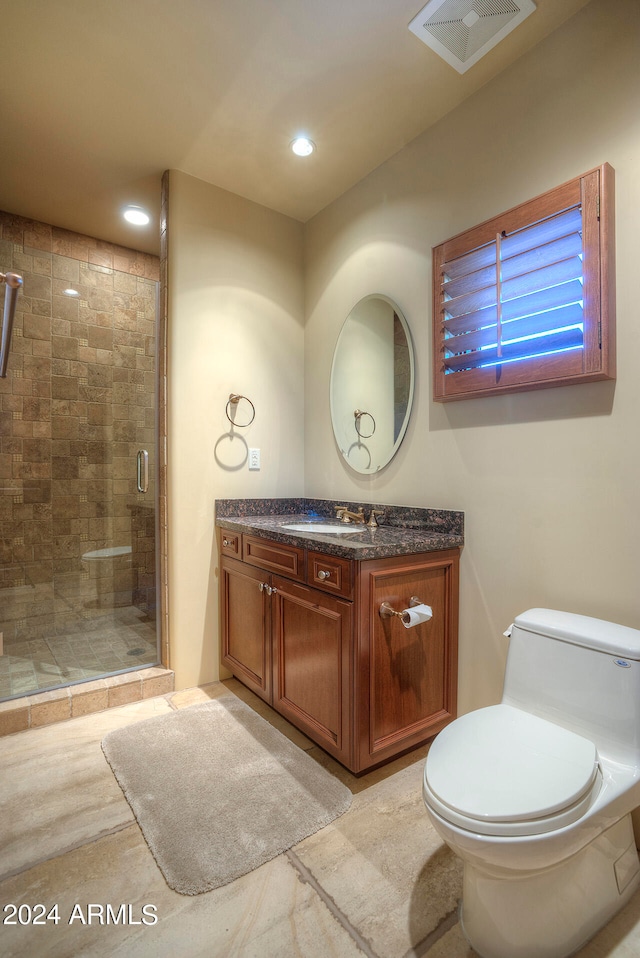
0, 825, 363, 958
139, 667, 174, 698
105, 674, 142, 708
168, 683, 229, 710
293, 757, 463, 958
29, 688, 71, 727
308, 736, 433, 795
0, 697, 172, 880
0, 698, 30, 736
428, 922, 475, 957
70, 679, 109, 717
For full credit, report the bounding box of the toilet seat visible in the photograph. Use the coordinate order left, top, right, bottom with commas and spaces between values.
424, 704, 601, 837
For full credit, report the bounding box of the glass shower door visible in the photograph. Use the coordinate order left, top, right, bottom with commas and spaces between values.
0, 220, 160, 701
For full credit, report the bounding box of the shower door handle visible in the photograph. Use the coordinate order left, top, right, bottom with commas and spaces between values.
137, 449, 149, 493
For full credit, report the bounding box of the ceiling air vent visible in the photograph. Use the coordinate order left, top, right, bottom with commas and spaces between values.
409, 0, 536, 74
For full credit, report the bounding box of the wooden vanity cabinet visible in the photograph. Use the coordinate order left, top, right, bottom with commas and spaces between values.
219, 532, 459, 774
272, 576, 353, 766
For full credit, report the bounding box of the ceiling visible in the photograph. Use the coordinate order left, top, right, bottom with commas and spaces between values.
1, 0, 591, 255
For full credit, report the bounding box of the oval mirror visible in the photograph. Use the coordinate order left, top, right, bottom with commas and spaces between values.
330, 295, 415, 475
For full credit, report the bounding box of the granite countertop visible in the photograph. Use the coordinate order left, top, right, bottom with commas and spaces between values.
215, 498, 464, 561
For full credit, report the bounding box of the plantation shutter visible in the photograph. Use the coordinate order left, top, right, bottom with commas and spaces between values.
432, 165, 615, 401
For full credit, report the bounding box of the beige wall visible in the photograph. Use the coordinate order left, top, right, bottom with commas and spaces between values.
166, 171, 305, 689
303, 0, 640, 713
166, 0, 640, 706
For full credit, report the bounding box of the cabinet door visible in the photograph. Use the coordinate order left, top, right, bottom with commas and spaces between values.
272, 576, 352, 766
356, 550, 459, 772
220, 555, 272, 703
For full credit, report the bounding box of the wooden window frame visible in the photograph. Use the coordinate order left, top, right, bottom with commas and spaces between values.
432, 164, 616, 402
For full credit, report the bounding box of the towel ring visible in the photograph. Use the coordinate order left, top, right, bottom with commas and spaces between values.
225, 394, 255, 427
354, 409, 376, 439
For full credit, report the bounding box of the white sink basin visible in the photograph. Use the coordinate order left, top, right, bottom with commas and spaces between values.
282, 522, 361, 535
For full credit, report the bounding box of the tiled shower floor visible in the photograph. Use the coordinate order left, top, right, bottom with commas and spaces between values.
0, 605, 158, 700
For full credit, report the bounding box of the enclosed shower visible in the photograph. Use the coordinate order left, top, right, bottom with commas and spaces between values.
0, 212, 161, 701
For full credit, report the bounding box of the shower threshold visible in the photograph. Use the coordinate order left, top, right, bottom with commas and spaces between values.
0, 667, 174, 737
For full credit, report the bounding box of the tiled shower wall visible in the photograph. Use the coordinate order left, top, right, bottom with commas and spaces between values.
0, 211, 159, 647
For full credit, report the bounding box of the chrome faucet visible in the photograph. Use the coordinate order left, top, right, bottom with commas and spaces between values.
334, 505, 366, 524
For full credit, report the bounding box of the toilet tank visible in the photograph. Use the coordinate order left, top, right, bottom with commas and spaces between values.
502, 608, 640, 766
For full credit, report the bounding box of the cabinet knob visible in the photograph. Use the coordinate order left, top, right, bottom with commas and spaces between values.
317, 570, 331, 580
223, 538, 230, 547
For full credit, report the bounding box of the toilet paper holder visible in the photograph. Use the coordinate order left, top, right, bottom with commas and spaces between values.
379, 596, 423, 620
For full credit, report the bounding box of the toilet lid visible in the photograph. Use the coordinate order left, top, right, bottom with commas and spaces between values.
426, 705, 599, 827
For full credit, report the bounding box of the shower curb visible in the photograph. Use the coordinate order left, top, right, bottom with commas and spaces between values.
0, 667, 174, 736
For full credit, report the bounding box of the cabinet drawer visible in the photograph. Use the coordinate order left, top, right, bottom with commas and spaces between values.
307, 551, 353, 599
220, 531, 241, 557
243, 535, 305, 581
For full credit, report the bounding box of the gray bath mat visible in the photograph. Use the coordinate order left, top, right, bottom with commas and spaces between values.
101, 696, 352, 895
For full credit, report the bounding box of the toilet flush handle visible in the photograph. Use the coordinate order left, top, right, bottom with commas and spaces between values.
137, 449, 149, 493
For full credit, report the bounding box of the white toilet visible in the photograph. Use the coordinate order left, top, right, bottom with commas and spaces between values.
422, 608, 640, 958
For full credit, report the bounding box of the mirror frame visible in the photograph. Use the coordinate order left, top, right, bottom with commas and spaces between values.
330, 294, 415, 475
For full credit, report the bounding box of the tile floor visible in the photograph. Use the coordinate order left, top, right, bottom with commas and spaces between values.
2, 679, 640, 958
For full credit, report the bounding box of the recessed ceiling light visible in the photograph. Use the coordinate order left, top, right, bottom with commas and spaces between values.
290, 137, 316, 157
123, 206, 150, 226
63, 288, 79, 297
